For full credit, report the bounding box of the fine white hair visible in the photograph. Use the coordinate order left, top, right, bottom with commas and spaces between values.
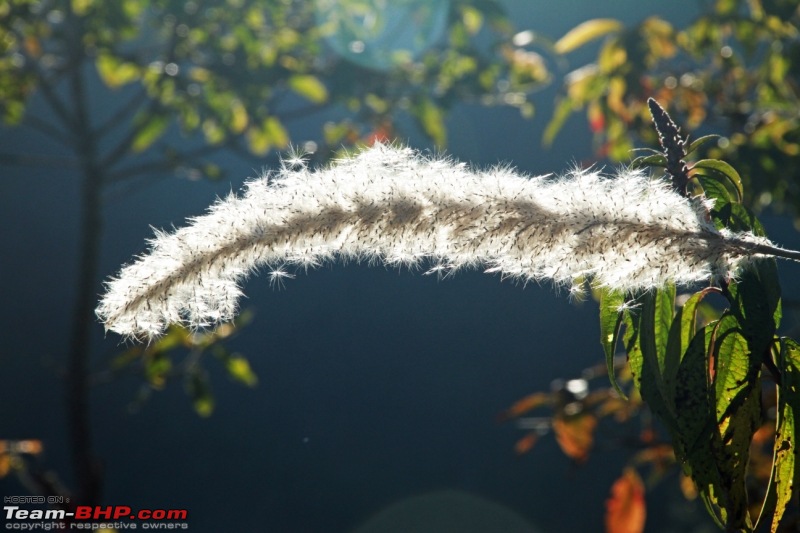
97, 143, 773, 340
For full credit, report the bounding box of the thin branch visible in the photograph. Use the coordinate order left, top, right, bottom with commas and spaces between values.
95, 86, 150, 138
749, 242, 800, 263
23, 113, 73, 146
98, 101, 161, 170
0, 152, 79, 168
106, 142, 230, 183
276, 101, 332, 122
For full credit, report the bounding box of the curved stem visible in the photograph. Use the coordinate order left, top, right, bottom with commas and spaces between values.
750, 242, 800, 263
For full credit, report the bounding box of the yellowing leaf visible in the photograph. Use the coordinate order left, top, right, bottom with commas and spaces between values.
264, 116, 289, 148
226, 355, 258, 387
203, 118, 226, 145
605, 468, 646, 533
554, 19, 623, 55
247, 116, 289, 154
229, 99, 249, 134
132, 114, 169, 152
461, 6, 483, 35
415, 98, 446, 147
288, 74, 328, 104
96, 54, 140, 88
72, 0, 95, 15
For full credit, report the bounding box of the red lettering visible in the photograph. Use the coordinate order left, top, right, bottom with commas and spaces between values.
94, 506, 113, 520
74, 506, 92, 519
114, 506, 132, 519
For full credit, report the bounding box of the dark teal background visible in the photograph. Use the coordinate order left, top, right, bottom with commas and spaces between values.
3, 2, 798, 531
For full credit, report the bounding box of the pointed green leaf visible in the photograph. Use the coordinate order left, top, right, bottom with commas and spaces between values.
638, 287, 677, 418
599, 288, 627, 398
627, 289, 678, 429
696, 174, 735, 205
553, 19, 623, 54
672, 324, 726, 527
710, 314, 760, 531
543, 97, 574, 146
631, 153, 667, 168
691, 159, 743, 203
686, 134, 720, 156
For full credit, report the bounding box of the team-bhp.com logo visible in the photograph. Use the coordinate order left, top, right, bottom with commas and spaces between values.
4, 499, 189, 530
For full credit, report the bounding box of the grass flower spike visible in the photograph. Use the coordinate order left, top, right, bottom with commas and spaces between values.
97, 143, 788, 340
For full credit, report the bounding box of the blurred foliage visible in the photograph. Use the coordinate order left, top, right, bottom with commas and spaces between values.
104, 311, 257, 417
504, 101, 800, 532
0, 0, 551, 177
544, 0, 800, 223
0, 0, 553, 411
0, 0, 553, 504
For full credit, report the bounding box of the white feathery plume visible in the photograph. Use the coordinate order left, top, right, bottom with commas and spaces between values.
96, 143, 788, 340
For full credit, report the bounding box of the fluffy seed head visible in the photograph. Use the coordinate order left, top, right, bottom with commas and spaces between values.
96, 143, 774, 340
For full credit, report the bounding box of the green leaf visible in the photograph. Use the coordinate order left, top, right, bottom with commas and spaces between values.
630, 153, 667, 168
723, 225, 781, 360
132, 114, 169, 152
543, 97, 574, 146
710, 314, 759, 531
679, 290, 707, 354
599, 288, 627, 398
95, 53, 140, 88
685, 134, 719, 156
638, 287, 677, 421
691, 159, 744, 203
553, 19, 623, 54
771, 338, 800, 532
696, 174, 735, 205
144, 352, 171, 388
672, 324, 726, 528
288, 74, 328, 104
186, 371, 214, 417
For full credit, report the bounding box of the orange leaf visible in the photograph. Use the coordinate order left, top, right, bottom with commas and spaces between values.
552, 414, 597, 462
605, 468, 646, 533
514, 433, 538, 455
0, 454, 9, 478
679, 473, 698, 501
498, 392, 551, 422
